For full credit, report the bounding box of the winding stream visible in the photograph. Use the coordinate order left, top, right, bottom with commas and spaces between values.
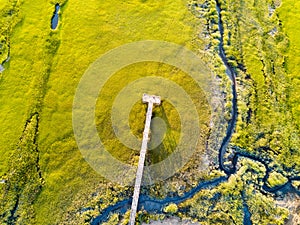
215, 0, 238, 175
90, 1, 300, 224
91, 177, 227, 225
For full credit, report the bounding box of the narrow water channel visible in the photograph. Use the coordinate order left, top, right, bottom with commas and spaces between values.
215, 0, 238, 175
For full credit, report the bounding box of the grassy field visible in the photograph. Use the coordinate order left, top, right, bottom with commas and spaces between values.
279, 0, 300, 121
1, 0, 300, 224
37, 0, 209, 223
95, 62, 209, 164
0, 0, 210, 224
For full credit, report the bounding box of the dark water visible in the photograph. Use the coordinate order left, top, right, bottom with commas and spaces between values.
215, 0, 238, 175
242, 191, 252, 225
51, 4, 60, 30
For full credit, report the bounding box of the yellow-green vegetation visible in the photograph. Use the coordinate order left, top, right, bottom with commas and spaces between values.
210, 0, 300, 171
102, 213, 119, 225
1, 0, 300, 224
0, 0, 21, 65
267, 171, 288, 188
0, 0, 23, 172
246, 188, 289, 225
180, 159, 288, 224
0, 0, 67, 223
279, 0, 300, 121
0, 0, 211, 224
292, 180, 300, 189
96, 62, 209, 165
179, 0, 299, 223
164, 203, 178, 214
0, 114, 43, 224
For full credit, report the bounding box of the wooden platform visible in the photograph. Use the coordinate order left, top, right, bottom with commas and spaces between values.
129, 94, 161, 225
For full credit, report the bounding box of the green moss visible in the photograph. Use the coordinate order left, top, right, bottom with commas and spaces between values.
164, 203, 178, 214
95, 62, 209, 165
292, 180, 300, 189
0, 0, 21, 64
0, 0, 210, 223
212, 0, 300, 172
278, 0, 300, 120
0, 114, 43, 224
246, 188, 289, 225
267, 171, 288, 188
1, 0, 299, 224
179, 158, 289, 224
102, 213, 119, 225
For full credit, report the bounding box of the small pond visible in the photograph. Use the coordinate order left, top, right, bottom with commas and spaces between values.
51, 4, 60, 30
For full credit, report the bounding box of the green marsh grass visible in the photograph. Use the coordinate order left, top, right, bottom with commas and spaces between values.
1, 0, 299, 223
0, 0, 210, 223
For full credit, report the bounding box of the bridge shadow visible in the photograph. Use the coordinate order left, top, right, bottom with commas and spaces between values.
146, 102, 179, 165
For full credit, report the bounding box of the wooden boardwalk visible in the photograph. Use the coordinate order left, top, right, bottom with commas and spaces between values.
129, 94, 161, 225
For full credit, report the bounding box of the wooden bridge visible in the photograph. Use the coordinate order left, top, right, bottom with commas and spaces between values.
129, 94, 161, 225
